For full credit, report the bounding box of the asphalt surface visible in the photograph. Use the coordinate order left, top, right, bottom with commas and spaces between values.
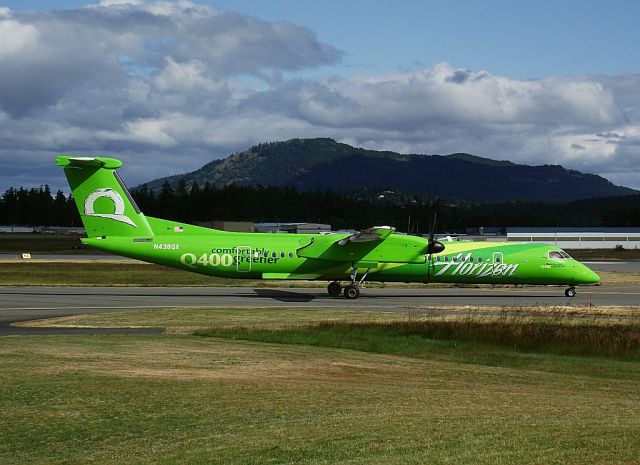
1, 284, 638, 336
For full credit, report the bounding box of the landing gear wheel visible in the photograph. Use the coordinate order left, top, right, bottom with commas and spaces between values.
565, 287, 576, 298
343, 284, 360, 300
327, 281, 342, 296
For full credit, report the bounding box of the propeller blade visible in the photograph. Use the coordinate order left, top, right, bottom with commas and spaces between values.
427, 211, 445, 256
429, 212, 437, 243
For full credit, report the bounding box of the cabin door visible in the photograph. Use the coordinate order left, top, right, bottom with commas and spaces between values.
236, 246, 252, 272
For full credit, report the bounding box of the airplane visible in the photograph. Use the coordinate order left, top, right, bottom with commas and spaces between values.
57, 156, 601, 299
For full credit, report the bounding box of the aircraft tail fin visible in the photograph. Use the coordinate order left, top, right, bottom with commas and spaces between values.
57, 156, 154, 238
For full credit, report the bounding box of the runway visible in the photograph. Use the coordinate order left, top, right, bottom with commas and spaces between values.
1, 284, 638, 335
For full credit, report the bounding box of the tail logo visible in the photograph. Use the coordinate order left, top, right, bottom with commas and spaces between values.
84, 188, 137, 227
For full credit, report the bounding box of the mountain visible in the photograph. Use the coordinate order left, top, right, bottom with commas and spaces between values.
141, 138, 636, 202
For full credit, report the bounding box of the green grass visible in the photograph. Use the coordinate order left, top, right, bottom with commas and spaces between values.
193, 314, 640, 383
198, 316, 640, 360
2, 333, 640, 465
4, 307, 640, 463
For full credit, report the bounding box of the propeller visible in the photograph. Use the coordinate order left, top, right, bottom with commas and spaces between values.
426, 212, 445, 256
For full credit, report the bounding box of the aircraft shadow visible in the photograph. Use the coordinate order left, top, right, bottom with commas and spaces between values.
252, 288, 316, 302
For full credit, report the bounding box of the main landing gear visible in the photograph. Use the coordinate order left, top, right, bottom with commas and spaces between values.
565, 287, 576, 298
327, 281, 342, 296
327, 268, 370, 299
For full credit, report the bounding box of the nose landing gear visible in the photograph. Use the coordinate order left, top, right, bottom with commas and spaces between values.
565, 287, 576, 297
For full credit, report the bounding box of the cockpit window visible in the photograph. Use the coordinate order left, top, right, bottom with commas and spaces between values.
560, 251, 572, 259
548, 251, 567, 260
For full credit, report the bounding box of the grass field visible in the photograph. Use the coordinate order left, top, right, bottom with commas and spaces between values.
3, 307, 640, 464
21, 306, 640, 361
0, 261, 638, 286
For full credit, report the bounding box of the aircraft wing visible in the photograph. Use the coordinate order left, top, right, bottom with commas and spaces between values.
337, 226, 395, 245
296, 225, 425, 264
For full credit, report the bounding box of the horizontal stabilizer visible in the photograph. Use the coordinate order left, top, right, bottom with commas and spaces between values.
56, 156, 123, 169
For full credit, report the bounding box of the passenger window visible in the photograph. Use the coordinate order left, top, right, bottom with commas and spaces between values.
288, 252, 293, 258
280, 252, 285, 258
263, 251, 268, 257
272, 252, 277, 258
477, 257, 482, 263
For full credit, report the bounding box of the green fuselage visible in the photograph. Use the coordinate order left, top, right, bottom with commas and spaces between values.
84, 216, 600, 287
57, 155, 599, 291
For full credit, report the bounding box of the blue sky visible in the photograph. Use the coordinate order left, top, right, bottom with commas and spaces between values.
5, 0, 640, 79
1, 0, 639, 191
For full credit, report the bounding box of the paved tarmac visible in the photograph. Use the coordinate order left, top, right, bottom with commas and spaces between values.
1, 284, 638, 335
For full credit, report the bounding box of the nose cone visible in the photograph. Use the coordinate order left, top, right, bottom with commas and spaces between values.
575, 263, 600, 285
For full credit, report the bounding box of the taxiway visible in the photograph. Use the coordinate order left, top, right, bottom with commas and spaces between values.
1, 284, 638, 335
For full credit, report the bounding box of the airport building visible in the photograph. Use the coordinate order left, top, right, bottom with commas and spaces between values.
0, 225, 35, 233
506, 227, 640, 249
194, 221, 332, 233
254, 222, 331, 234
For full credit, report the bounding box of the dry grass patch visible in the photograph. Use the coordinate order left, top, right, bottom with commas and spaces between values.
16, 307, 412, 333
597, 270, 640, 285
18, 305, 640, 334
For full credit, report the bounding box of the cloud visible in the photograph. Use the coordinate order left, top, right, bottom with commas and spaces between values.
0, 0, 639, 192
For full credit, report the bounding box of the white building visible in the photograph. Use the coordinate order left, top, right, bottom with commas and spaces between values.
506, 227, 640, 249
0, 226, 36, 233
253, 222, 332, 234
